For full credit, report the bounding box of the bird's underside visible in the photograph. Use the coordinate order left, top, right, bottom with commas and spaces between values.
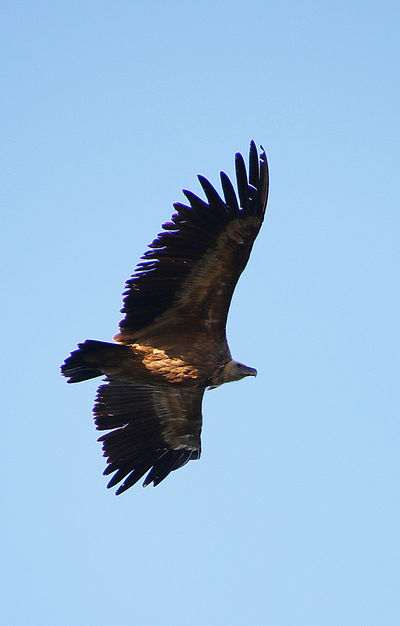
61, 141, 269, 494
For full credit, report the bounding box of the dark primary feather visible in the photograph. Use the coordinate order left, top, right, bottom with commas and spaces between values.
93, 380, 203, 492
115, 141, 269, 341
235, 151, 249, 211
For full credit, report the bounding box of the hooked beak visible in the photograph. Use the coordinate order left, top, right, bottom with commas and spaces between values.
245, 366, 257, 377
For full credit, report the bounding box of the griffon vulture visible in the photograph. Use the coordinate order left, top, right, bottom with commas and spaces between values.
61, 141, 269, 494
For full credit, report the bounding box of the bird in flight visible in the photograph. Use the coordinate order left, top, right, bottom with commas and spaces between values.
61, 141, 269, 494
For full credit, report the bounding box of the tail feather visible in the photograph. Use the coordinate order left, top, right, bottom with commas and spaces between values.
61, 340, 124, 383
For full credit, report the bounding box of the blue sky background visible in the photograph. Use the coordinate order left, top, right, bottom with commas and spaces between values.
2, 1, 399, 624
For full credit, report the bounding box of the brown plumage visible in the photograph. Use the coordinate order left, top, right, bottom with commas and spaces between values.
61, 141, 269, 494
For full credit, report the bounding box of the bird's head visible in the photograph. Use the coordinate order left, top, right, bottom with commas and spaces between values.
221, 360, 258, 383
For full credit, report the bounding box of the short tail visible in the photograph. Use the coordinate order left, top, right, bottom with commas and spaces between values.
61, 340, 126, 383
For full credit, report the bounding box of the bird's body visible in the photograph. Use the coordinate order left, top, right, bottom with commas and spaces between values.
62, 141, 269, 494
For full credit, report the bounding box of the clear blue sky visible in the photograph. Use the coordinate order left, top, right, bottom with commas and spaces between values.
2, 1, 399, 625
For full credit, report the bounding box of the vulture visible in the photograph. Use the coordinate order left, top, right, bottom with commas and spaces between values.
61, 141, 269, 494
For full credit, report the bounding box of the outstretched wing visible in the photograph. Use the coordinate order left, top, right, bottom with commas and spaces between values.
114, 141, 269, 343
93, 380, 203, 494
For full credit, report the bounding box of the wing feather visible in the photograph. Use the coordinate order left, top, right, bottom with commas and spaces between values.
93, 380, 203, 493
220, 171, 240, 213
235, 151, 249, 211
248, 139, 260, 188
197, 175, 231, 217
